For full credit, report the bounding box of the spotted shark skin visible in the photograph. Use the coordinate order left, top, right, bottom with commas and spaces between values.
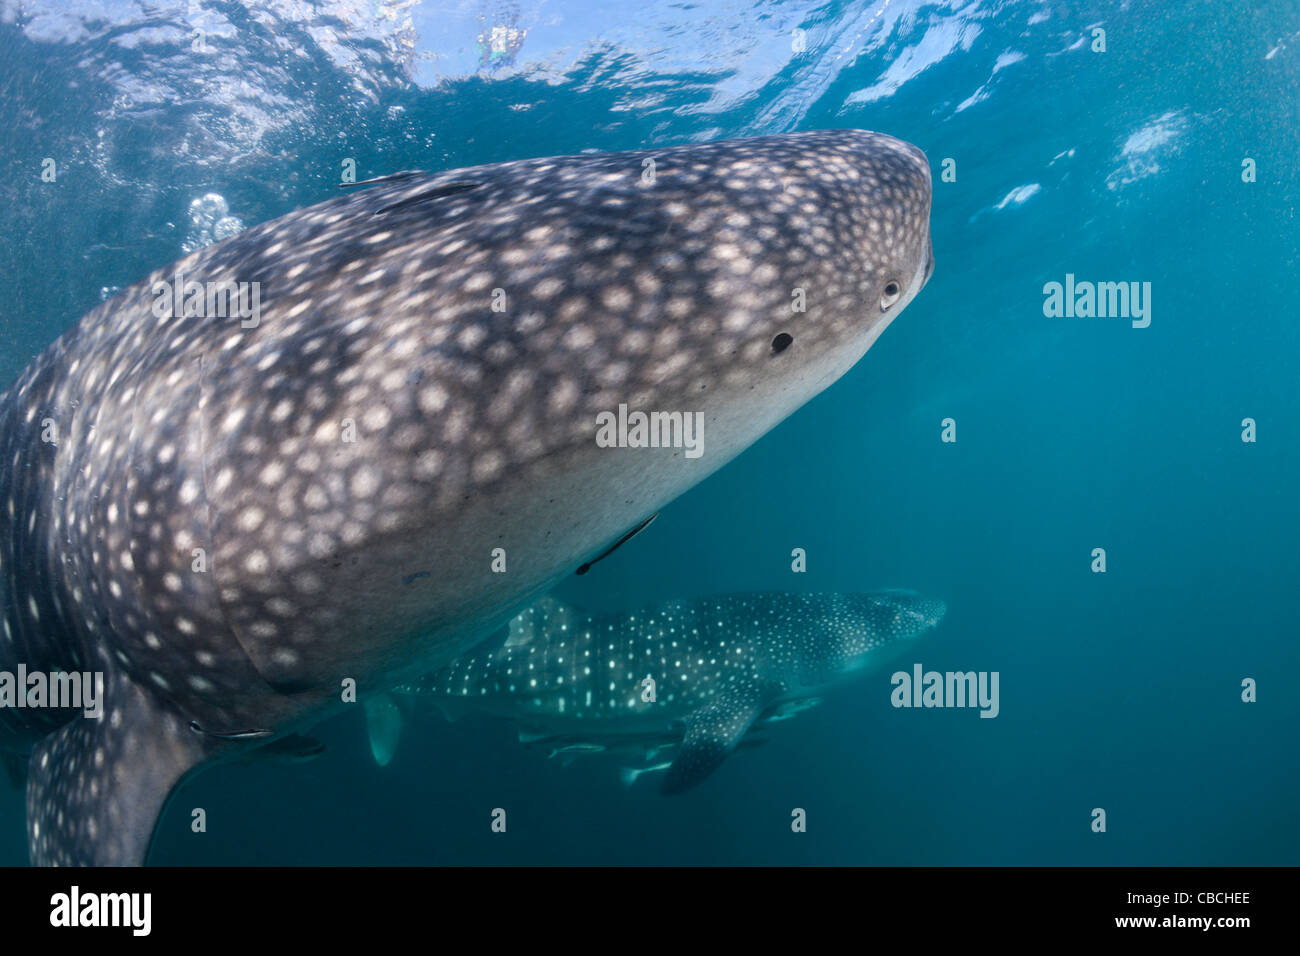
376, 590, 947, 793
0, 129, 933, 864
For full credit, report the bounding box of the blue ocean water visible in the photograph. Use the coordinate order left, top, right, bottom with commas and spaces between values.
0, 0, 1297, 865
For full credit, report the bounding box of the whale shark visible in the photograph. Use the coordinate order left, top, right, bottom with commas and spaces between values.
0, 129, 934, 864
367, 590, 947, 793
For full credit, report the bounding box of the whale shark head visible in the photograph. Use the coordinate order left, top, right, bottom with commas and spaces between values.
555, 129, 935, 458
828, 589, 947, 675
679, 130, 934, 408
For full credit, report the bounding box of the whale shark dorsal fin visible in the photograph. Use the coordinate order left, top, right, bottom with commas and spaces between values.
26, 674, 206, 865
503, 596, 584, 648
364, 693, 404, 768
662, 681, 771, 795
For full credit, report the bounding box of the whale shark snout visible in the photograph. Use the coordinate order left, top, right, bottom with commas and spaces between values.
870, 590, 947, 633
825, 590, 947, 676
916, 598, 948, 630
0, 128, 933, 864
702, 130, 934, 415
874, 591, 948, 633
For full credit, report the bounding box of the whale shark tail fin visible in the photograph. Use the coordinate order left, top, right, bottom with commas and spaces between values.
662, 680, 770, 796
25, 673, 207, 866
365, 693, 404, 768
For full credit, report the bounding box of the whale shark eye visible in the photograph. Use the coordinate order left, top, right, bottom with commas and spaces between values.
770, 332, 794, 354
880, 281, 902, 311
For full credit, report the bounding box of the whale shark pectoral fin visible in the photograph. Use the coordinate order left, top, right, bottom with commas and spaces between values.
26, 677, 206, 866
364, 693, 404, 768
662, 682, 770, 795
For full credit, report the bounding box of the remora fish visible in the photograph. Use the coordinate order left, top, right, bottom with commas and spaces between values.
370, 590, 947, 793
0, 129, 934, 864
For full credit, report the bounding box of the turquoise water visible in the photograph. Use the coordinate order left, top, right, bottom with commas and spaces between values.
1, 0, 1297, 864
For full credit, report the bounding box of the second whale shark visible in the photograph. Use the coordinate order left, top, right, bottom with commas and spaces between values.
367, 589, 947, 793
